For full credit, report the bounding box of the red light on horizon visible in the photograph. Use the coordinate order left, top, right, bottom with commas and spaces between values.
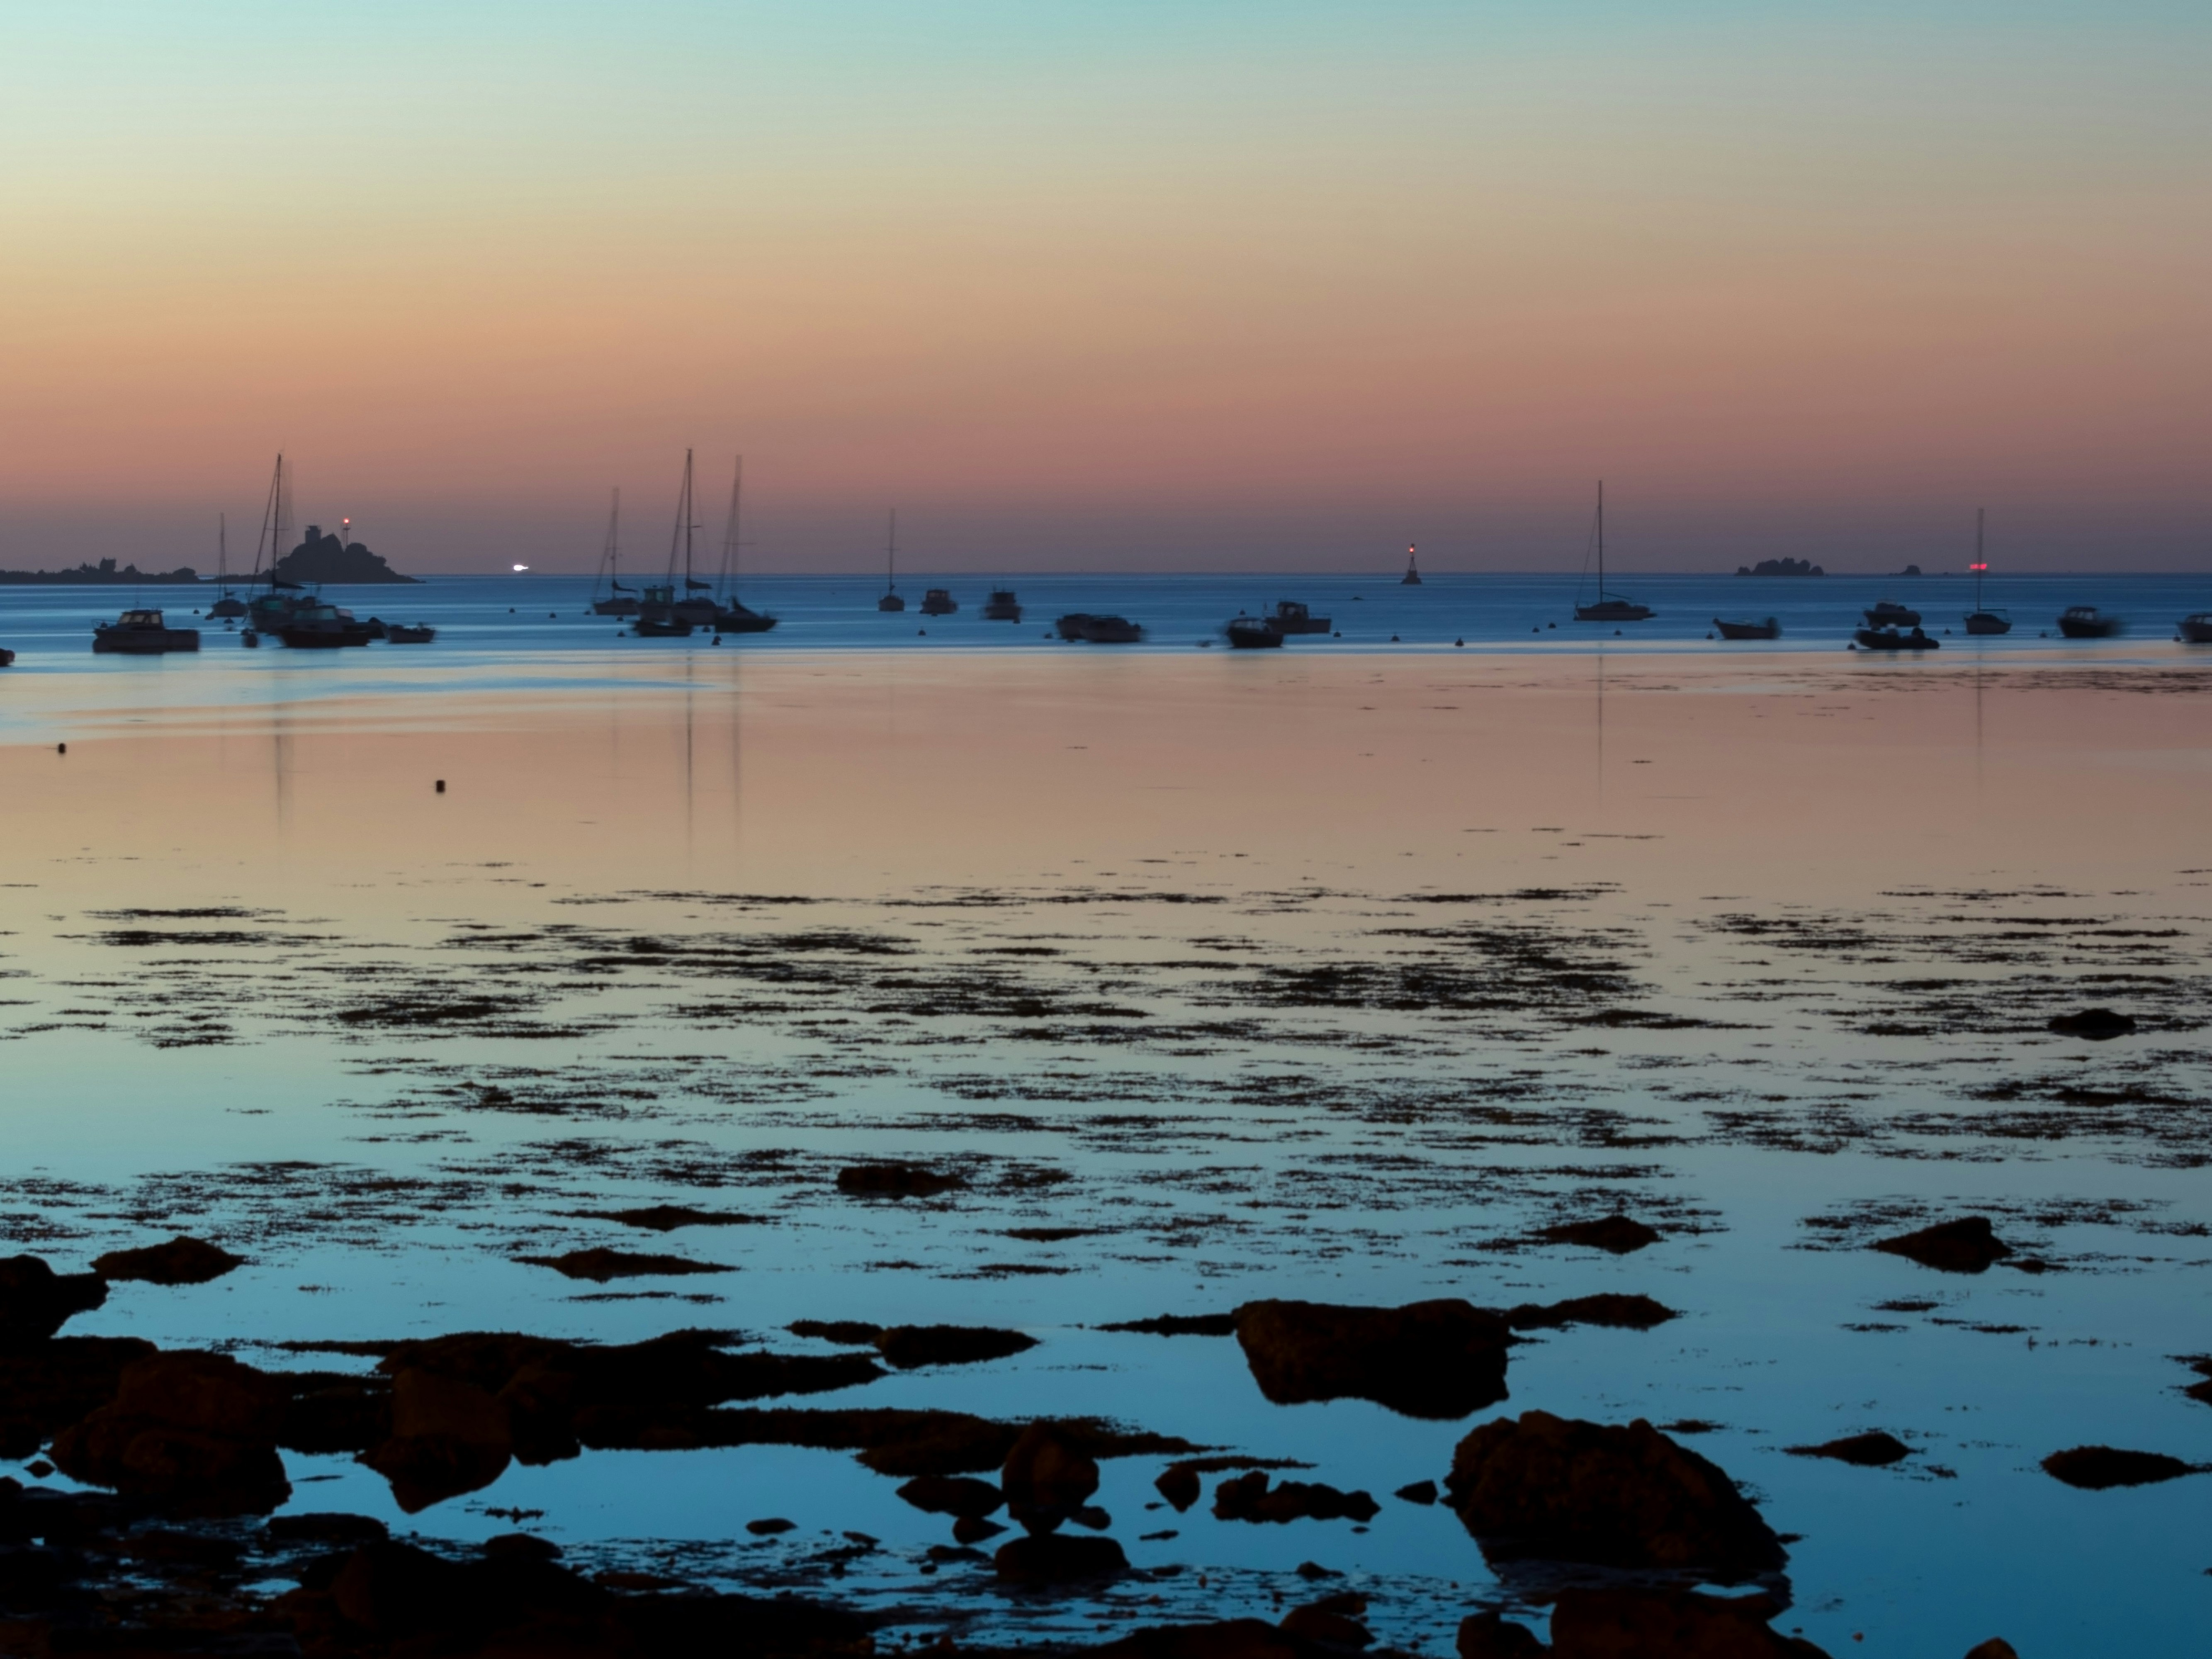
1970, 562, 1988, 572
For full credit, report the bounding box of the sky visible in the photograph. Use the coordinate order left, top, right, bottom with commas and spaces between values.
1, 1, 2207, 575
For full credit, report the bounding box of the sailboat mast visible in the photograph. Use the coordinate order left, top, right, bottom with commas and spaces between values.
1597, 481, 1606, 598
217, 513, 227, 589
1975, 507, 1985, 609
888, 509, 897, 591
721, 456, 743, 600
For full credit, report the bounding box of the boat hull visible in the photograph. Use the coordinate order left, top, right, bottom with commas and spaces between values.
2180, 616, 2212, 644
1076, 616, 1143, 643
2058, 616, 2121, 639
1964, 612, 2012, 635
714, 609, 777, 634
1226, 621, 1283, 649
591, 598, 640, 617
1855, 628, 1938, 651
1713, 618, 1779, 640
878, 595, 906, 612
1575, 601, 1654, 622
93, 630, 200, 654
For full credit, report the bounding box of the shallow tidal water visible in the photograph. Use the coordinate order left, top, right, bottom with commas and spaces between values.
3, 637, 2210, 1656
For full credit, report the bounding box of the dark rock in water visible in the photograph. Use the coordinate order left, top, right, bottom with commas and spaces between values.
273, 524, 417, 586
1098, 1617, 1333, 1659
790, 1319, 883, 1345
362, 1368, 513, 1511
746, 1516, 796, 1535
484, 1531, 562, 1561
1213, 1471, 1379, 1525
1279, 1602, 1373, 1649
1964, 1642, 2020, 1659
515, 1248, 733, 1281
1003, 1421, 1101, 1534
1446, 1411, 1786, 1576
280, 1374, 393, 1454
2041, 1445, 2201, 1489
329, 1536, 589, 1638
875, 1324, 1038, 1369
49, 1350, 291, 1515
1100, 1313, 1240, 1336
0, 1335, 156, 1459
1505, 1294, 1679, 1331
993, 1530, 1128, 1583
1787, 1431, 1911, 1467
1872, 1216, 2013, 1274
265, 1512, 388, 1547
1157, 1463, 1202, 1511
2047, 1007, 2136, 1039
2183, 1357, 2212, 1408
1548, 1586, 1832, 1657
1457, 1611, 1546, 1658
954, 1514, 1007, 1543
897, 1473, 1005, 1518
836, 1162, 966, 1199
1537, 1214, 1661, 1254
91, 1236, 244, 1286
0, 1255, 108, 1346
1395, 1479, 1438, 1504
1233, 1298, 1513, 1420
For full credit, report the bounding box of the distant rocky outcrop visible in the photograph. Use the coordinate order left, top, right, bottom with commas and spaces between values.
0, 558, 199, 586
272, 524, 417, 585
1736, 557, 1823, 577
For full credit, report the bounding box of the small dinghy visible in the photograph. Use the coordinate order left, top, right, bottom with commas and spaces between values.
982, 590, 1023, 622
384, 623, 437, 644
2057, 605, 2121, 639
1855, 625, 1939, 651
2179, 614, 2212, 644
1713, 617, 1780, 640
1226, 616, 1285, 649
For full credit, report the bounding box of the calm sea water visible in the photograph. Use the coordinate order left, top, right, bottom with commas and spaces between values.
1, 618, 2209, 1655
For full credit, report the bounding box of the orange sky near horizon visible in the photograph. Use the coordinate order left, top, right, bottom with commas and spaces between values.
2, 2, 2207, 572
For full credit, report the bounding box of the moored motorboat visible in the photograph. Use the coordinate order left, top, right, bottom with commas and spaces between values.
1269, 600, 1330, 634
2179, 614, 2212, 644
384, 623, 436, 644
2057, 605, 2121, 639
919, 588, 958, 616
1864, 599, 1921, 628
94, 609, 201, 654
1854, 625, 1939, 651
1226, 616, 1284, 649
1713, 617, 1780, 640
275, 601, 375, 647
1964, 610, 2011, 635
1076, 615, 1143, 643
714, 603, 776, 635
1054, 613, 1092, 640
982, 590, 1023, 621
0, 646, 15, 667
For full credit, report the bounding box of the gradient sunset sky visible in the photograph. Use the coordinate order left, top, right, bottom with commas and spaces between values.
2, 1, 2206, 573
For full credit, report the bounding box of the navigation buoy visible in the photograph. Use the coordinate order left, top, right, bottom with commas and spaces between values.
56, 743, 66, 755
435, 780, 446, 793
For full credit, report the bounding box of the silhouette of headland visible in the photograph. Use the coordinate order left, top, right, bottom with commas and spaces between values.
0, 558, 200, 586
273, 524, 418, 585
1735, 557, 1823, 577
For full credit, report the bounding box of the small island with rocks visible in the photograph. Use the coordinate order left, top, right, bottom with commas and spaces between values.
1735, 557, 1823, 576
0, 557, 201, 586
273, 523, 418, 585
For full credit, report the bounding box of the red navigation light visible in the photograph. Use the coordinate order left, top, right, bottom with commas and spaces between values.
1970, 562, 1988, 572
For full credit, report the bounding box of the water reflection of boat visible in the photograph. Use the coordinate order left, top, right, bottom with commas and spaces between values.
982, 590, 1023, 621
919, 588, 958, 616
94, 609, 201, 654
1268, 600, 1330, 634
590, 489, 639, 616
1864, 599, 1921, 628
2057, 605, 2121, 639
1713, 617, 1780, 640
1855, 625, 1939, 651
1573, 484, 1653, 622
2180, 614, 2212, 644
1227, 616, 1284, 649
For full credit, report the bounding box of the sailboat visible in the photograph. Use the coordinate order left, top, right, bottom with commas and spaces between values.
877, 510, 905, 611
1400, 543, 1422, 585
1573, 483, 1654, 622
207, 515, 246, 619
242, 453, 313, 642
590, 489, 639, 616
711, 456, 776, 634
1962, 509, 2010, 635
636, 450, 711, 635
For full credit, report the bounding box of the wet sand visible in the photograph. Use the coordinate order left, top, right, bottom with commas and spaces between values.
2, 649, 2209, 1656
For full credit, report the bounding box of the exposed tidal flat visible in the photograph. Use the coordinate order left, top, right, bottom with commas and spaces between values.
2, 638, 2211, 1657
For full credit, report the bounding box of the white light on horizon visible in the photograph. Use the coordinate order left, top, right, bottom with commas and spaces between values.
512, 563, 530, 572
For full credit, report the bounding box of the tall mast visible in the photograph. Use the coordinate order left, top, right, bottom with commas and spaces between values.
719, 456, 743, 600
1596, 481, 1605, 597
216, 513, 227, 589
1974, 507, 1985, 609
887, 509, 897, 592
666, 449, 693, 585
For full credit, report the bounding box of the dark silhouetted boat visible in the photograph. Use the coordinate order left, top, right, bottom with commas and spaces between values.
1268, 600, 1330, 634
1075, 615, 1142, 643
95, 609, 200, 654
2057, 605, 2121, 639
276, 600, 374, 648
920, 588, 958, 616
1962, 509, 2010, 634
207, 515, 246, 620
1855, 625, 1939, 651
1714, 617, 1780, 640
982, 589, 1023, 621
878, 511, 905, 612
633, 585, 695, 638
1054, 613, 1092, 640
2180, 614, 2212, 644
384, 623, 436, 644
1864, 599, 1922, 628
709, 457, 776, 634
1400, 543, 1422, 585
1573, 484, 1653, 621
1227, 615, 1284, 649
0, 646, 15, 667
590, 489, 639, 616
